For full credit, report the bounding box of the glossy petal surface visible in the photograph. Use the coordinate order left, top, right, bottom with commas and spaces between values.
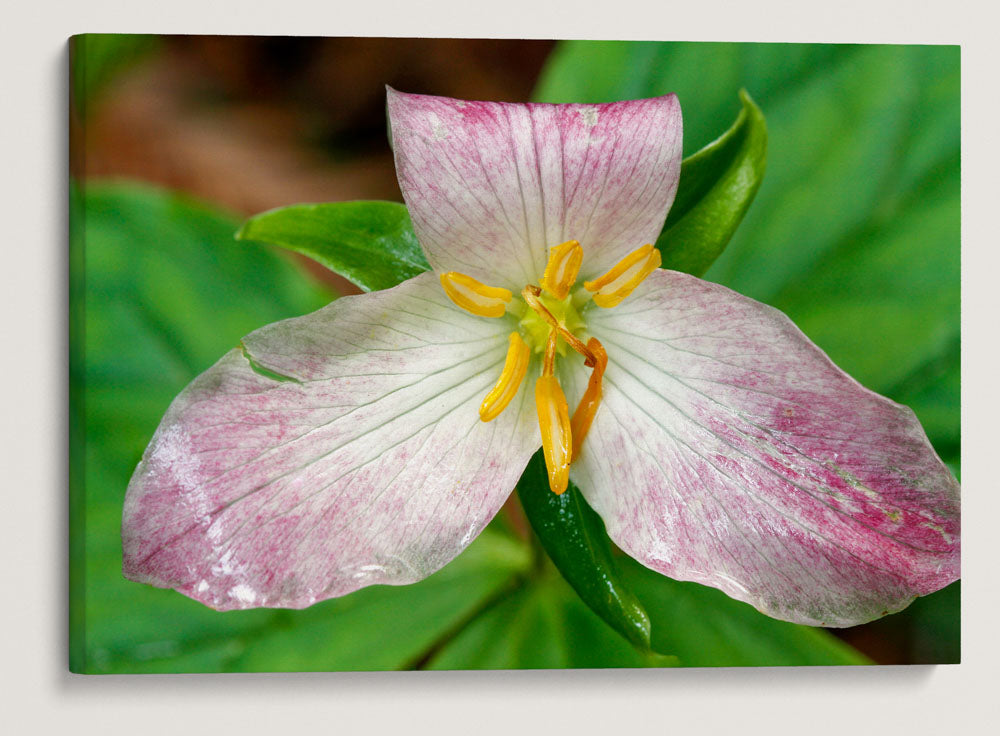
569, 269, 959, 627
387, 88, 683, 291
122, 273, 539, 610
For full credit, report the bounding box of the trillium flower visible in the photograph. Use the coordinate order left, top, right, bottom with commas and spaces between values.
122, 89, 960, 628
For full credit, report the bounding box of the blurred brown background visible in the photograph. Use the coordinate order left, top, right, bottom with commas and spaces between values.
72, 37, 554, 293
73, 37, 553, 211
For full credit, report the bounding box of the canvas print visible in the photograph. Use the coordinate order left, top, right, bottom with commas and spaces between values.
69, 36, 960, 672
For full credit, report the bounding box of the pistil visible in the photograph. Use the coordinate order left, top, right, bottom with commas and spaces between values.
521, 283, 607, 492
521, 285, 598, 366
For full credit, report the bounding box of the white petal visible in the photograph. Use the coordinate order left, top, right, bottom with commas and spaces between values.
388, 89, 683, 290
122, 273, 539, 610
571, 269, 960, 627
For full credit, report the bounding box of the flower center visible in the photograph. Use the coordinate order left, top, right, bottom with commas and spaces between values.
518, 290, 584, 356
439, 240, 660, 494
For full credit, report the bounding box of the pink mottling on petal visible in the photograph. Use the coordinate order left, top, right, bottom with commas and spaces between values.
122, 273, 540, 611
386, 88, 682, 291
571, 269, 960, 627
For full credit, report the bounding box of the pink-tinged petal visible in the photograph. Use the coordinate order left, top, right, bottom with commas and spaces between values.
569, 269, 959, 627
122, 273, 539, 611
387, 88, 682, 291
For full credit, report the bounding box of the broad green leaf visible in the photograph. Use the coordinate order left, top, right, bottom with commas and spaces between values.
891, 349, 959, 457
516, 452, 651, 651
761, 153, 960, 461
236, 201, 429, 292
427, 571, 675, 670
69, 183, 86, 670
656, 89, 767, 276
621, 558, 871, 666
223, 530, 531, 673
534, 41, 846, 155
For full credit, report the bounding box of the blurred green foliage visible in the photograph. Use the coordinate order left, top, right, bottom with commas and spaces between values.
71, 40, 959, 672
537, 40, 959, 663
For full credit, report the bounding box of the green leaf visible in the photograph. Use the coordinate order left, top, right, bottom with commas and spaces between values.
621, 558, 871, 666
225, 530, 531, 672
706, 47, 960, 464
534, 41, 843, 155
656, 89, 767, 276
516, 452, 651, 651
236, 200, 429, 292
426, 571, 675, 670
69, 182, 86, 671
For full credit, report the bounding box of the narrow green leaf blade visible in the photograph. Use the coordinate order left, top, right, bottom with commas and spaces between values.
236, 200, 429, 292
656, 89, 767, 276
516, 451, 651, 650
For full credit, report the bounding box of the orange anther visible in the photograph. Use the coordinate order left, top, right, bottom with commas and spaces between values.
570, 337, 607, 461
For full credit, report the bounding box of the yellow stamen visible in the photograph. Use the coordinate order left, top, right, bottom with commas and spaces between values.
438, 240, 621, 480
570, 337, 607, 461
440, 271, 512, 318
540, 239, 583, 301
583, 244, 661, 308
479, 332, 531, 422
536, 332, 571, 494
